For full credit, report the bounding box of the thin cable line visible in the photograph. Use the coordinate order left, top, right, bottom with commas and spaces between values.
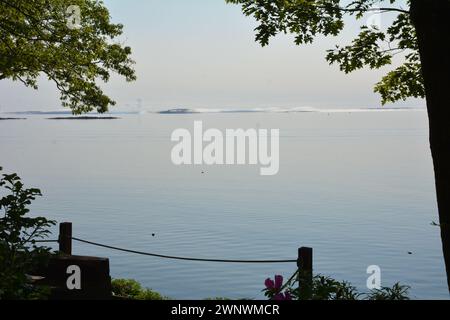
72, 237, 297, 264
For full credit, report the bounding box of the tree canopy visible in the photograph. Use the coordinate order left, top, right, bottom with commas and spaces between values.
0, 0, 136, 114
226, 0, 424, 105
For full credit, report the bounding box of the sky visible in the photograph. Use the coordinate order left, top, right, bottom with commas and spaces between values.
0, 0, 424, 112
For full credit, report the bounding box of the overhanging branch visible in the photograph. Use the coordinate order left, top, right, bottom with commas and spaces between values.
341, 7, 410, 14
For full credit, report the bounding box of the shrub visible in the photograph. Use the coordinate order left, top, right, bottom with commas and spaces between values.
111, 279, 168, 300
264, 272, 410, 301
0, 167, 56, 299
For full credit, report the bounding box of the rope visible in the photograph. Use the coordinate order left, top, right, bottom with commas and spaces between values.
72, 237, 297, 264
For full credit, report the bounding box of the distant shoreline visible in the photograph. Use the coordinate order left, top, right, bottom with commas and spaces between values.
2, 106, 426, 117
1, 117, 121, 120
47, 117, 120, 120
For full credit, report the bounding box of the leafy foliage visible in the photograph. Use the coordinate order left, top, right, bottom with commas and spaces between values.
0, 0, 136, 114
226, 0, 425, 104
366, 282, 411, 300
226, 0, 345, 46
263, 271, 410, 300
0, 167, 56, 300
111, 279, 169, 300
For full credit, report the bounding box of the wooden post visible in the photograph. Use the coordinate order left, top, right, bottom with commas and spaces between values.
59, 222, 72, 255
297, 247, 313, 299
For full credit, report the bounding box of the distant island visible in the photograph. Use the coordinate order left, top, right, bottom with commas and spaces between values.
47, 117, 120, 120
158, 108, 200, 114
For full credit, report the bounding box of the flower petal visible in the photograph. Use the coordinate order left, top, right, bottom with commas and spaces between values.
265, 278, 275, 289
274, 275, 283, 289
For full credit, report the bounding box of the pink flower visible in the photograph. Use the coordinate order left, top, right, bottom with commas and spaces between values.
264, 274, 293, 301
265, 278, 275, 289
274, 275, 283, 290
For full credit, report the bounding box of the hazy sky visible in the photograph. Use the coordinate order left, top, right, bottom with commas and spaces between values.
0, 0, 424, 112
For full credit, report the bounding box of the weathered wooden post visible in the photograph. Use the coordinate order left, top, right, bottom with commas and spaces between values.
36, 221, 113, 299
297, 247, 313, 299
59, 222, 72, 255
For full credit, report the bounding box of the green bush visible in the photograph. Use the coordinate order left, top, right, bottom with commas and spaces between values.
264, 272, 410, 300
111, 279, 168, 300
311, 275, 410, 300
0, 167, 56, 300
366, 282, 411, 300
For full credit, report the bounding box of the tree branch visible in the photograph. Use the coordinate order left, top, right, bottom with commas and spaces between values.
341, 7, 410, 14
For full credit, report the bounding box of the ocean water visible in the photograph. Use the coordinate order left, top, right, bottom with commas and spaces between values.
0, 108, 448, 299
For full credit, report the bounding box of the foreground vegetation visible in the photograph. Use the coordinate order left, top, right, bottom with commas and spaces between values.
111, 279, 169, 300
263, 273, 409, 300
111, 277, 409, 300
0, 167, 56, 299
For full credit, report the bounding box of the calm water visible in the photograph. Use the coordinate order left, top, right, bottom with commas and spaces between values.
1, 109, 448, 299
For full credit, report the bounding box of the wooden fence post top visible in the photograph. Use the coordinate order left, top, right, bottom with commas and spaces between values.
59, 222, 72, 255
298, 247, 313, 271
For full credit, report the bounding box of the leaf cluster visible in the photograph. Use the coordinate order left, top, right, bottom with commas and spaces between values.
227, 0, 424, 104
0, 167, 56, 299
0, 0, 136, 114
